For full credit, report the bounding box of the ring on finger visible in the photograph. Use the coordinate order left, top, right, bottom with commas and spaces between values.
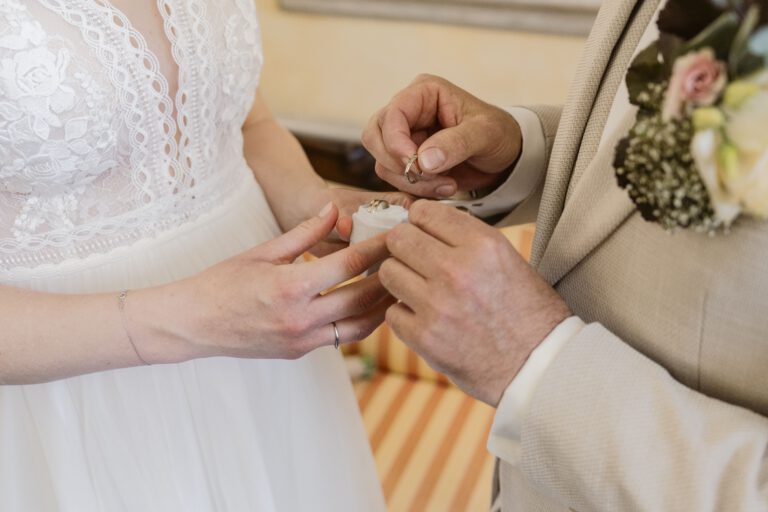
404, 154, 419, 184
331, 321, 341, 350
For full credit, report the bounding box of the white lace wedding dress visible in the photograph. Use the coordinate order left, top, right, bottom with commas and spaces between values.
0, 1, 385, 510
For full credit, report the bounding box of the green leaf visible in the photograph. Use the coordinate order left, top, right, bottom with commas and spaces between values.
728, 4, 760, 74
658, 33, 685, 73
680, 11, 741, 60
626, 42, 665, 106
658, 0, 728, 40
736, 52, 765, 75
613, 135, 630, 183
755, 0, 768, 25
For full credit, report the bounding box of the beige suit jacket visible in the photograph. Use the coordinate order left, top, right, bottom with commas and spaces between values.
492, 0, 768, 510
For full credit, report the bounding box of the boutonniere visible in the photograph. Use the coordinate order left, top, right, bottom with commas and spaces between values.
614, 0, 768, 233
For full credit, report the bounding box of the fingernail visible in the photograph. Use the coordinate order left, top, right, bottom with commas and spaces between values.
419, 148, 446, 171
318, 202, 333, 217
436, 185, 456, 197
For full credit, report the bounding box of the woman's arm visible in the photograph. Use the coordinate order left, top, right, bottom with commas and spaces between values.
242, 92, 330, 233
0, 285, 185, 384
241, 92, 412, 244
0, 207, 392, 384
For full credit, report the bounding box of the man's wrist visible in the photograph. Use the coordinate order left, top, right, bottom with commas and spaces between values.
487, 111, 523, 189
440, 107, 546, 217
498, 111, 524, 179
487, 316, 585, 463
481, 298, 571, 406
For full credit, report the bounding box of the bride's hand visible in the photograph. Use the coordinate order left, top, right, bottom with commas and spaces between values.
141, 203, 394, 361
309, 188, 413, 257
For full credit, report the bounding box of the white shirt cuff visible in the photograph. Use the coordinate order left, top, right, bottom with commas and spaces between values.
487, 316, 585, 464
440, 107, 546, 217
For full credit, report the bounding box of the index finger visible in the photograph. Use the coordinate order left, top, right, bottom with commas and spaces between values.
379, 105, 420, 165
301, 233, 389, 294
379, 81, 442, 162
385, 223, 449, 278
408, 200, 486, 247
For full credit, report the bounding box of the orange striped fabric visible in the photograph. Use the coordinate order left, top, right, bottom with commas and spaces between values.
354, 374, 496, 511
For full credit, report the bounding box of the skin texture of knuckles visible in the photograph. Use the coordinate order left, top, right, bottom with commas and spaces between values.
380, 200, 571, 406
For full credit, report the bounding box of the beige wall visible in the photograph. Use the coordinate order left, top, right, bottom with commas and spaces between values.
255, 0, 586, 133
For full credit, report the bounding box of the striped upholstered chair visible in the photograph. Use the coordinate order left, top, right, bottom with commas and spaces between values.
347, 224, 535, 512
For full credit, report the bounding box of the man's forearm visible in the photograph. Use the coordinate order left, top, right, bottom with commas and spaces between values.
510, 323, 768, 510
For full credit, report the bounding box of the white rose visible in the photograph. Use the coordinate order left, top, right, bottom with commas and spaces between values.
725, 91, 768, 217
736, 150, 768, 217
727, 90, 768, 153
0, 47, 70, 100
692, 87, 768, 222
691, 129, 741, 224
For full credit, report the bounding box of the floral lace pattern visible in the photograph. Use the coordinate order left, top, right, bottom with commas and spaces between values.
0, 0, 261, 272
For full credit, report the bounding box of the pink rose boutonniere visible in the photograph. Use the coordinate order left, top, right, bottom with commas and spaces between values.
662, 48, 727, 120
614, 0, 768, 233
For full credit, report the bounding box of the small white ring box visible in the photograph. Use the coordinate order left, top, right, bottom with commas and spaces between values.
350, 200, 409, 273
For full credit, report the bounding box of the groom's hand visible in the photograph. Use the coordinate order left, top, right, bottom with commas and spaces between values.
379, 200, 571, 406
361, 74, 523, 199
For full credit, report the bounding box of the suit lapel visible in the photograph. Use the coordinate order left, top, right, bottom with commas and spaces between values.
537, 112, 637, 285
535, 0, 662, 285
531, 0, 641, 267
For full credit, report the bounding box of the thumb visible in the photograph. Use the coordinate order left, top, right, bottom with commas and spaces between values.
417, 125, 480, 176
336, 215, 353, 242
256, 202, 338, 264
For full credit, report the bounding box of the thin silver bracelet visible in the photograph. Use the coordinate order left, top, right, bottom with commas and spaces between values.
117, 290, 151, 366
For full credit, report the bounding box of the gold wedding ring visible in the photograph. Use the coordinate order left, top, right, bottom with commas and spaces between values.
404, 154, 419, 184
366, 199, 390, 213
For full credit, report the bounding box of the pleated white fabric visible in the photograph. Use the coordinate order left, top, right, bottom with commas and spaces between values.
0, 172, 386, 512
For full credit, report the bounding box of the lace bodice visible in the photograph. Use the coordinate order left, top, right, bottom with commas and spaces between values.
0, 0, 262, 273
